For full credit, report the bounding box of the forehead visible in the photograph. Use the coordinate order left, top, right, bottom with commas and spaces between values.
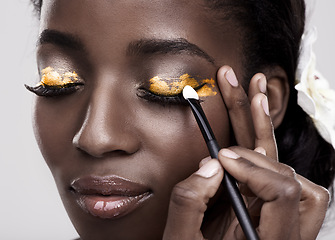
40, 0, 241, 66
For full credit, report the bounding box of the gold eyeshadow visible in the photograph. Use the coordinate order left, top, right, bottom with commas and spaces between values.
149, 74, 217, 97
37, 66, 79, 87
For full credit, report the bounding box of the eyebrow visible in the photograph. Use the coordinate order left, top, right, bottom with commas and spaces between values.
127, 38, 216, 65
38, 30, 216, 65
38, 29, 85, 52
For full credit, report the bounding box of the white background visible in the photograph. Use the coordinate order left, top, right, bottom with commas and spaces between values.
0, 0, 334, 239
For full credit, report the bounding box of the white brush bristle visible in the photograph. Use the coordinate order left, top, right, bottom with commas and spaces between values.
182, 85, 199, 100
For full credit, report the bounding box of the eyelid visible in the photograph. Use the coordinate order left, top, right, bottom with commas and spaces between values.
147, 82, 205, 97
148, 74, 217, 98
25, 66, 84, 97
37, 66, 83, 87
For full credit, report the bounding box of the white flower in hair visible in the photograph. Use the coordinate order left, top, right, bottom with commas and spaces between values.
295, 28, 335, 149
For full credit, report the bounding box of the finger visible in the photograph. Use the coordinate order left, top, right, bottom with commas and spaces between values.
218, 149, 302, 240
232, 146, 273, 198
296, 175, 329, 240
235, 150, 330, 240
254, 146, 266, 156
229, 146, 296, 179
199, 156, 212, 168
163, 159, 224, 240
238, 147, 266, 197
248, 73, 267, 101
250, 93, 278, 160
220, 147, 329, 239
217, 66, 255, 149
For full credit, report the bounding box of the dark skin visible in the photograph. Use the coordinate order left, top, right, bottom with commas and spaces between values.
32, 0, 329, 239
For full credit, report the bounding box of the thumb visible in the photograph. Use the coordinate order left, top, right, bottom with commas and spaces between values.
163, 159, 224, 240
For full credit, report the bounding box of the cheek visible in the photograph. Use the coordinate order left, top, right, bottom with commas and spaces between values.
136, 96, 230, 190
32, 96, 85, 171
133, 106, 208, 195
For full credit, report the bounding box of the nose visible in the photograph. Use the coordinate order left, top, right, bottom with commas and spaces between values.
73, 83, 140, 158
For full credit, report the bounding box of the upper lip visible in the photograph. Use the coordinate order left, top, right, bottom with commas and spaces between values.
70, 175, 151, 196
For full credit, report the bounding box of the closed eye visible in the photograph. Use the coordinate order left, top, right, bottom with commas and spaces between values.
25, 66, 84, 97
137, 88, 187, 105
137, 83, 205, 106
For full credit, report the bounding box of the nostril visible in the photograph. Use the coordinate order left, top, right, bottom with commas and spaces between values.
75, 144, 133, 159
74, 138, 112, 158
73, 129, 139, 158
75, 145, 100, 158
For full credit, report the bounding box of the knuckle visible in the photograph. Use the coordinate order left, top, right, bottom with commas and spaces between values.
240, 159, 258, 172
311, 186, 330, 206
226, 94, 250, 110
170, 183, 206, 212
278, 164, 296, 178
234, 95, 250, 109
279, 178, 302, 201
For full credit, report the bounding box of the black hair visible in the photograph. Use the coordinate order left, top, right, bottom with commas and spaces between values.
31, 0, 335, 190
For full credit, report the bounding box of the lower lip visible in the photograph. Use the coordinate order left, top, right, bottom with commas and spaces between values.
76, 192, 152, 219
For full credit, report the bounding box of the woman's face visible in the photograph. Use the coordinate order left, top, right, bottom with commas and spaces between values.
34, 0, 242, 239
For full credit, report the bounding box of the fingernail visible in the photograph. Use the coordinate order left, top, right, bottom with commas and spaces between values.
254, 147, 267, 156
195, 160, 220, 178
225, 68, 239, 87
257, 76, 267, 93
261, 96, 270, 116
199, 156, 211, 167
220, 149, 240, 159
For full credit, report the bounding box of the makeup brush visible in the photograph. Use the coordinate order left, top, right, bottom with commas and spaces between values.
182, 85, 259, 240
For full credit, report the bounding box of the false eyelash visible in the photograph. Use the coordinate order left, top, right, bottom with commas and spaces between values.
137, 88, 189, 106
24, 83, 83, 97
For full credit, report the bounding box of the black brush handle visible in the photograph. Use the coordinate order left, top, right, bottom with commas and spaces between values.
187, 98, 259, 240
207, 139, 259, 240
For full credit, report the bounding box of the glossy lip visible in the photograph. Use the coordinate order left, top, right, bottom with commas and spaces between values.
70, 175, 153, 219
